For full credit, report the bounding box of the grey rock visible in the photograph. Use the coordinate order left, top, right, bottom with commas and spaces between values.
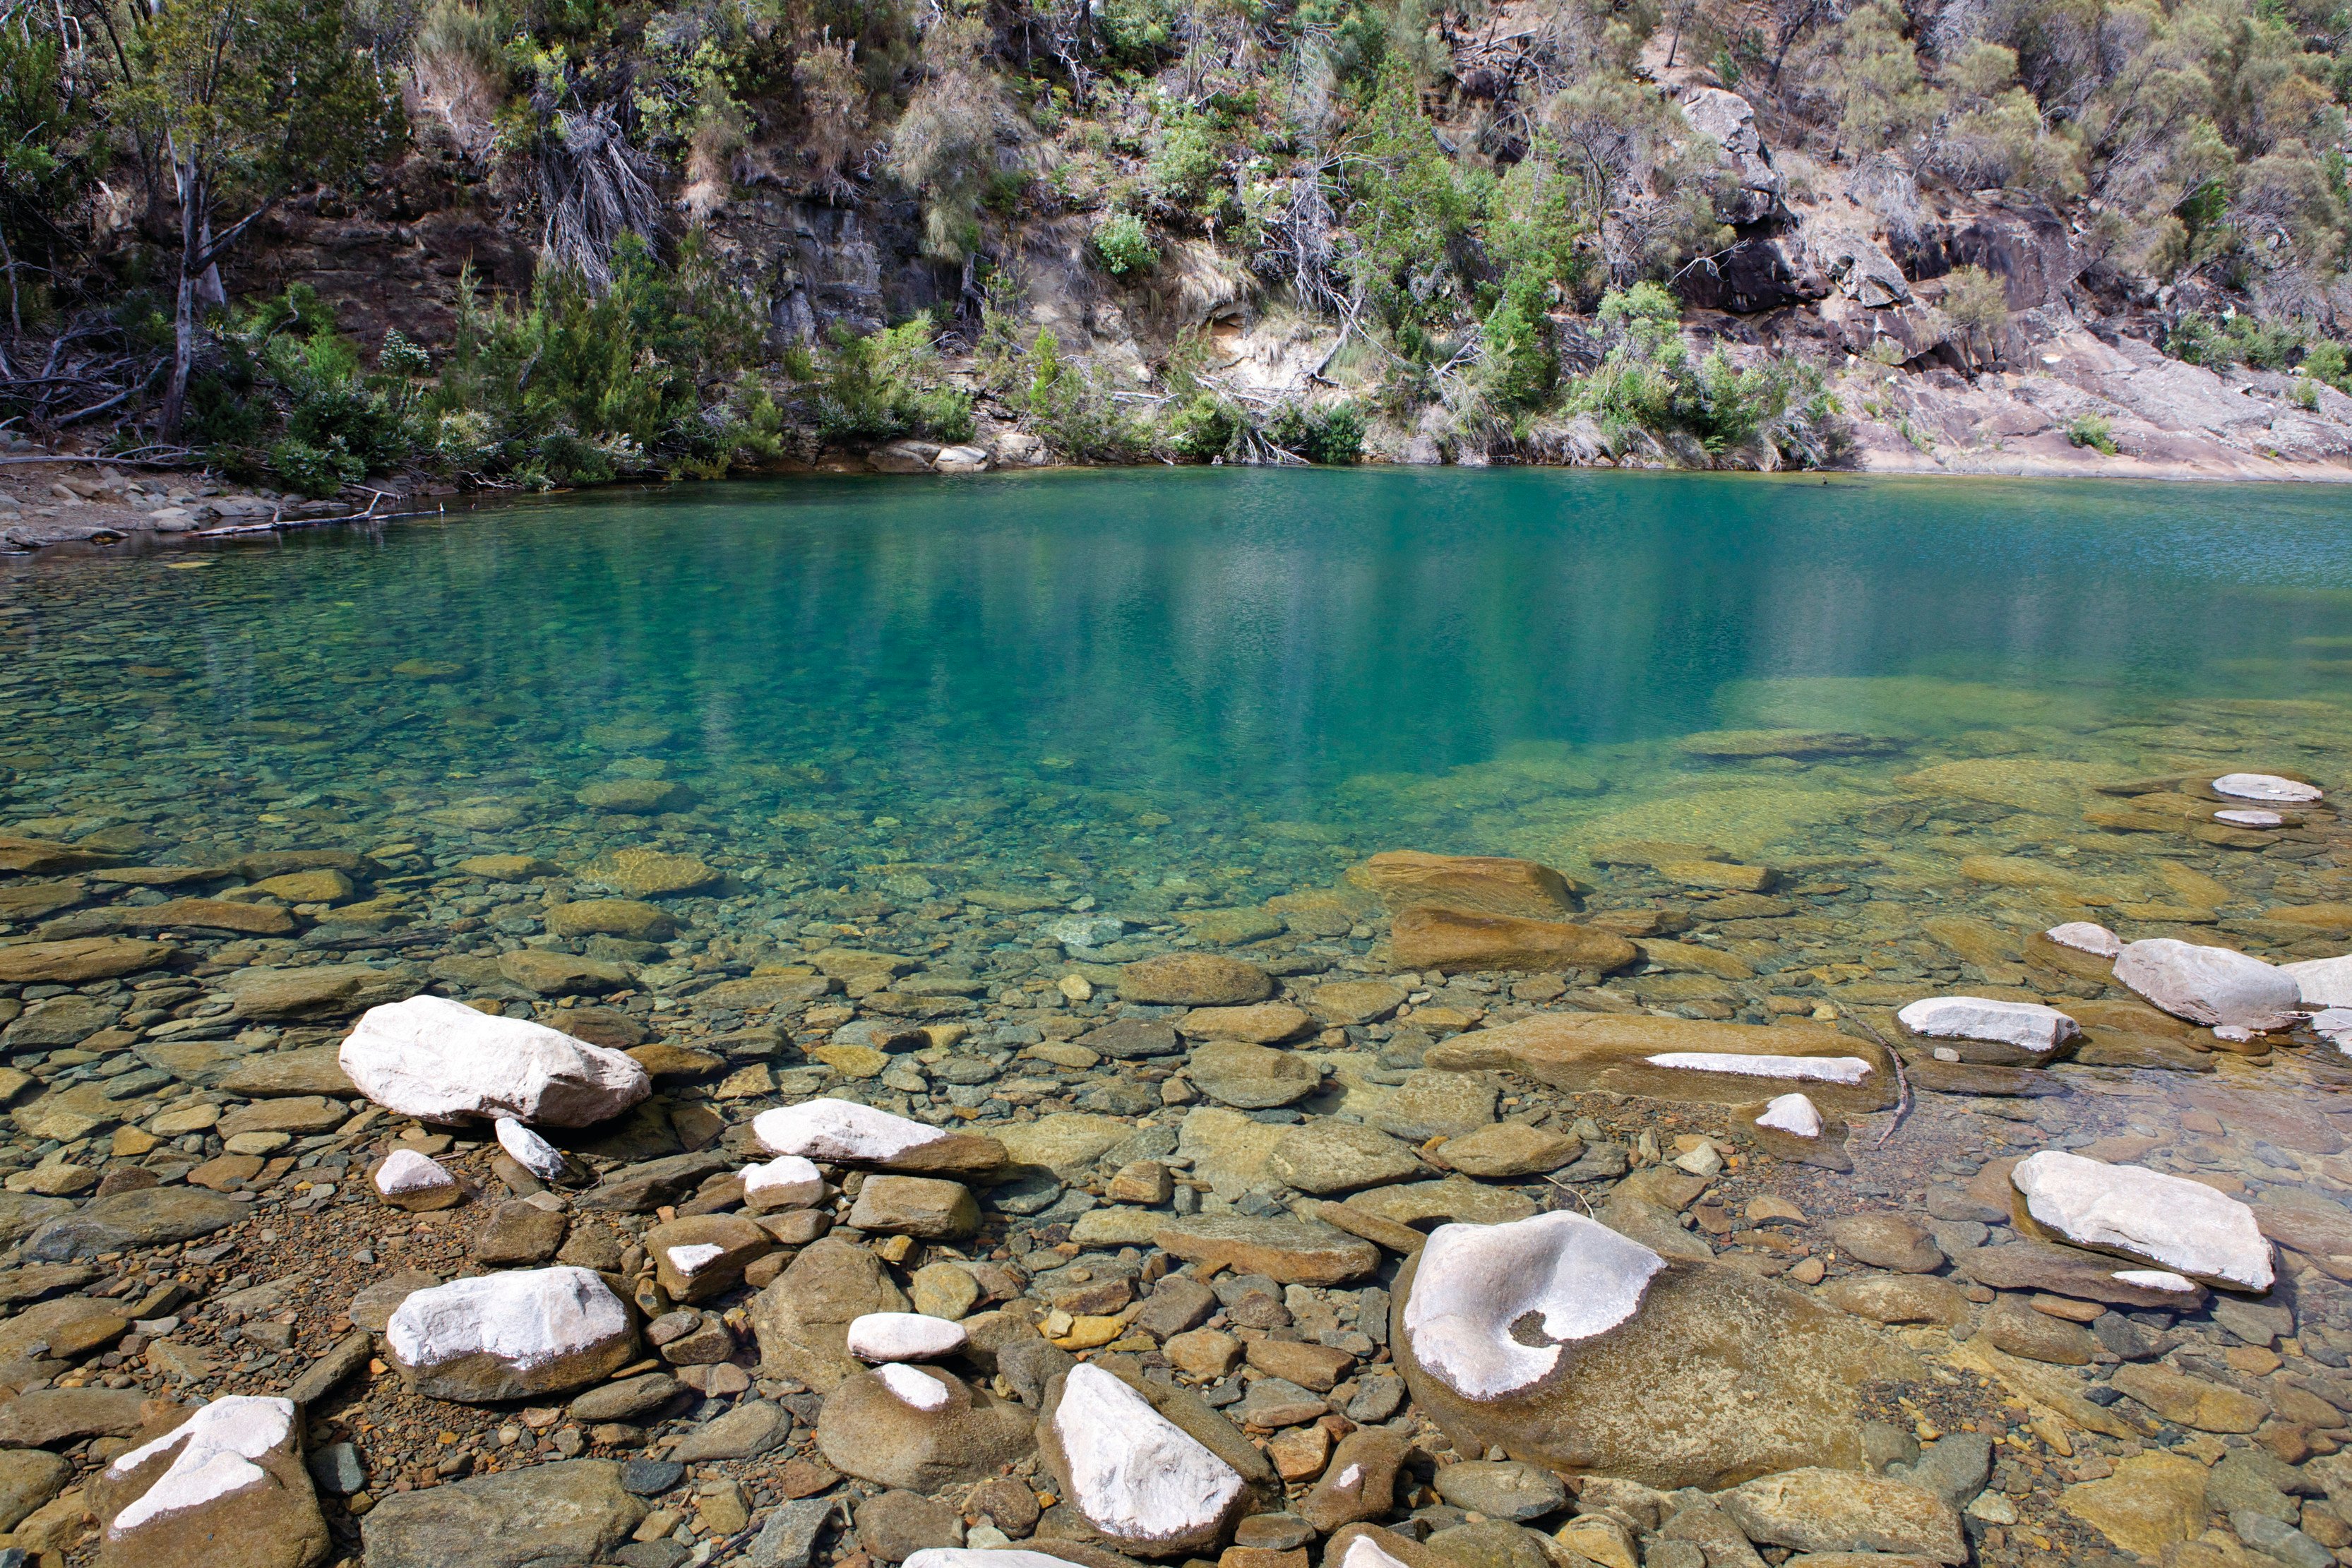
1892, 1430, 1991, 1509
2235, 1511, 2333, 1568
576, 1151, 731, 1212
1133, 1276, 1217, 1340
1347, 1377, 1405, 1423
987, 1171, 1065, 1216
616, 1541, 690, 1568
997, 1335, 1076, 1406
359, 1459, 648, 1568
24, 1186, 244, 1259
0, 1448, 67, 1532
856, 1490, 964, 1562
670, 1399, 792, 1461
307, 1441, 367, 1496
1077, 1019, 1182, 1059
621, 1458, 685, 1495
750, 1497, 842, 1568
287, 1329, 374, 1405
1431, 1460, 1569, 1521
2208, 1452, 2299, 1523
571, 1374, 685, 1423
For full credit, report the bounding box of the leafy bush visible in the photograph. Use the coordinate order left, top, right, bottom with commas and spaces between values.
1265, 401, 1366, 464
2307, 341, 2351, 394
808, 319, 975, 445
1027, 330, 1147, 462
1094, 212, 1160, 277
186, 284, 417, 493
1567, 285, 1844, 467
2067, 413, 2117, 454
2168, 311, 2306, 371
1163, 393, 1241, 461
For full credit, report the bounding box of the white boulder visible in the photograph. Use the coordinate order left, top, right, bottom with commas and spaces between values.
2312, 1008, 2352, 1052
754, 1100, 953, 1163
2010, 1150, 2273, 1291
1050, 1363, 1245, 1548
2112, 938, 2301, 1030
104, 1394, 294, 1534
2215, 808, 2285, 827
1402, 1211, 1665, 1400
495, 1117, 568, 1180
2213, 772, 2322, 803
666, 1243, 727, 1278
372, 1148, 455, 1199
1755, 1093, 1822, 1138
743, 1155, 827, 1211
2045, 922, 2122, 958
385, 1265, 637, 1400
847, 1312, 969, 1363
339, 995, 650, 1127
2285, 954, 2352, 1009
1897, 996, 2079, 1053
876, 1362, 953, 1411
1341, 1538, 1414, 1568
1646, 1052, 1873, 1084
2113, 1269, 2199, 1295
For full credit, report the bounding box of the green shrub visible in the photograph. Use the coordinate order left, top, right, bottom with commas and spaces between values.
268, 436, 366, 498
809, 319, 975, 445
1027, 330, 1147, 461
2067, 413, 2117, 454
1476, 296, 1556, 412
1163, 393, 1240, 461
187, 284, 417, 491
1093, 212, 1159, 277
1265, 402, 1365, 464
2305, 340, 2350, 394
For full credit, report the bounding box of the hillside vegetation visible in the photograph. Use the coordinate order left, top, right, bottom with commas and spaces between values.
1, 0, 2348, 487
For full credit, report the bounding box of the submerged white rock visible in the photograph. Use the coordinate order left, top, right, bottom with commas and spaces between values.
876, 1362, 953, 1411
742, 1155, 827, 1211
754, 1100, 951, 1163
495, 1116, 568, 1179
2045, 922, 2122, 958
2011, 1150, 2273, 1291
2284, 954, 2352, 1010
2112, 938, 2302, 1030
2113, 1269, 2199, 1294
340, 995, 650, 1126
1053, 1362, 1244, 1544
1755, 1093, 1822, 1139
2215, 808, 2286, 827
1897, 996, 2079, 1052
2213, 772, 2322, 803
907, 1553, 1081, 1568
847, 1312, 969, 1363
1645, 1052, 1873, 1084
1402, 1211, 1665, 1400
372, 1147, 455, 1197
2312, 1007, 2352, 1051
105, 1394, 292, 1534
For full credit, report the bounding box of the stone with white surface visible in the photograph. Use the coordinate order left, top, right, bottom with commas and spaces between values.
2312, 1007, 2352, 1051
2112, 938, 2301, 1030
815, 1364, 1037, 1492
2216, 809, 2286, 827
2046, 922, 2122, 958
1896, 996, 2079, 1065
386, 1266, 637, 1401
1755, 1094, 1822, 1139
495, 1118, 568, 1180
647, 1213, 772, 1303
743, 1155, 826, 1211
93, 1394, 329, 1568
340, 995, 650, 1127
2286, 954, 2352, 1009
907, 1555, 1073, 1568
847, 1312, 969, 1363
1039, 1362, 1250, 1554
753, 1100, 1006, 1176
2010, 1150, 2273, 1291
1403, 1212, 1664, 1399
1646, 1052, 1873, 1084
2213, 773, 2322, 803
370, 1149, 460, 1211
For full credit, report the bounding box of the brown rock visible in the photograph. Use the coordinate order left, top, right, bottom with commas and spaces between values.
0, 1294, 129, 1361
847, 1175, 979, 1239
1243, 1338, 1354, 1392
1818, 1275, 1969, 1325
1165, 1329, 1243, 1378
1390, 906, 1639, 975
0, 1387, 161, 1445
1119, 954, 1276, 1007
546, 899, 677, 941
119, 899, 296, 935
471, 1201, 569, 1265
218, 1048, 359, 1096
1428, 1013, 1894, 1115
1176, 1004, 1313, 1043
749, 1237, 911, 1390
1153, 1214, 1380, 1284
497, 949, 631, 996
816, 1365, 1036, 1491
1356, 852, 1584, 918
647, 1213, 772, 1302
1981, 1299, 2100, 1365
92, 1396, 330, 1568
0, 937, 174, 983
2110, 1363, 2269, 1432
1824, 1215, 1942, 1274
1299, 1428, 1409, 1531
217, 1096, 349, 1138
1305, 981, 1408, 1027
1952, 1241, 2210, 1310
1437, 1122, 1582, 1178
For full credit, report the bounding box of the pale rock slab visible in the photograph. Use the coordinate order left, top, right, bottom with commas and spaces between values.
847, 1312, 969, 1363
744, 1156, 826, 1211
2010, 1150, 2274, 1291
1645, 1052, 1873, 1084
96, 1394, 330, 1568
2216, 809, 2286, 827
2312, 1007, 2352, 1051
495, 1118, 567, 1180
1755, 1094, 1822, 1139
907, 1554, 1075, 1568
2045, 922, 2122, 958
1402, 1211, 1664, 1399
876, 1363, 951, 1408
1896, 997, 2079, 1060
386, 1266, 637, 1400
2213, 773, 2322, 803
2284, 954, 2352, 1010
340, 996, 650, 1127
756, 1099, 946, 1163
371, 1149, 459, 1211
2112, 938, 2301, 1030
1046, 1362, 1247, 1553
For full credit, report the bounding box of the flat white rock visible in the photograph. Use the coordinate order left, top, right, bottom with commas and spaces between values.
2112, 938, 2302, 1030
2313, 1007, 2352, 1051
1053, 1362, 1243, 1543
495, 1116, 568, 1179
875, 1362, 952, 1410
340, 995, 650, 1126
104, 1394, 292, 1535
847, 1312, 969, 1362
2113, 1269, 2199, 1294
667, 1244, 727, 1277
386, 1265, 631, 1372
1755, 1093, 1822, 1138
1645, 1052, 1873, 1084
1403, 1211, 1664, 1400
754, 1099, 950, 1163
2284, 954, 2352, 1010
1897, 996, 2079, 1051
1343, 1538, 1414, 1568
2011, 1149, 2273, 1291
2213, 772, 2322, 803
742, 1155, 826, 1209
373, 1147, 455, 1197
2045, 922, 2122, 958
2215, 808, 2285, 827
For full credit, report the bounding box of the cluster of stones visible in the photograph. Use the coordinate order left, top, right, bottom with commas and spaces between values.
2, 754, 2352, 1568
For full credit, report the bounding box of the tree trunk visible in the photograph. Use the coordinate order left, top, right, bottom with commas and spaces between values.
160, 160, 205, 441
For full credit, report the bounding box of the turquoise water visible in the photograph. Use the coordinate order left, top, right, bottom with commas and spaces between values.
6, 467, 2352, 906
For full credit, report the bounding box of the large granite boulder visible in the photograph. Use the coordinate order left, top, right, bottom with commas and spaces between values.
2111, 939, 2300, 1031
339, 996, 650, 1126
1392, 1212, 1918, 1489
1680, 87, 1784, 225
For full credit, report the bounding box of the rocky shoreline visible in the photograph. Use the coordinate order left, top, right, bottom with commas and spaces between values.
4, 770, 2352, 1568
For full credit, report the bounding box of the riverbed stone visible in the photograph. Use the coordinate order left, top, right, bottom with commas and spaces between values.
2112, 938, 2302, 1030
1435, 1121, 1582, 1178
1894, 997, 2079, 1065
386, 1266, 637, 1401
0, 937, 174, 983
220, 964, 419, 1022
581, 848, 722, 898
1824, 1214, 1943, 1273
1188, 1042, 1321, 1108
649, 1212, 772, 1300
1118, 954, 1275, 1006
1390, 907, 1637, 974
1426, 1014, 1894, 1114
1718, 1469, 1964, 1563
1265, 1122, 1423, 1194
815, 1364, 1036, 1491
359, 1459, 648, 1568
2059, 1452, 2209, 1561
1035, 1362, 1262, 1555
340, 995, 651, 1126
1176, 1004, 1313, 1043
24, 1186, 245, 1259
2009, 1149, 2273, 1291
1356, 851, 1583, 918
849, 1175, 979, 1239
751, 1236, 912, 1390
92, 1394, 330, 1568
547, 898, 677, 940
1154, 1214, 1380, 1283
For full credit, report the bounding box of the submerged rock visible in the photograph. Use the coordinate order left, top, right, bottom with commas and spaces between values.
815, 1363, 1034, 1490
1037, 1362, 1253, 1555
340, 995, 651, 1126
2211, 772, 2322, 803
753, 1101, 1006, 1177
1355, 851, 1583, 918
1389, 906, 1638, 974
1895, 996, 2079, 1065
2009, 1150, 2274, 1291
2111, 939, 2300, 1031
1427, 1014, 1893, 1114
